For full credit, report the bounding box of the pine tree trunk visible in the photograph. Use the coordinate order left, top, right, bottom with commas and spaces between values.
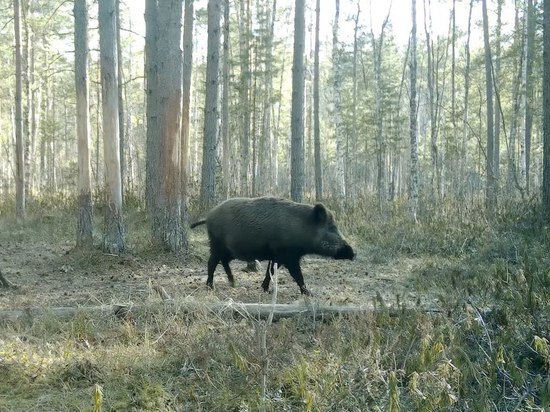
14, 0, 25, 218
99, 0, 125, 253
410, 0, 419, 223
238, 0, 251, 196
524, 0, 535, 195
201, 0, 221, 209
313, 0, 322, 201
154, 0, 186, 251
74, 0, 94, 247
221, 0, 230, 198
290, 0, 305, 202
182, 0, 194, 205
543, 0, 550, 210
482, 0, 496, 221
116, 0, 125, 200
332, 0, 345, 200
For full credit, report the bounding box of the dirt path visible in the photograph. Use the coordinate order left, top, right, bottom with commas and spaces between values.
0, 235, 432, 311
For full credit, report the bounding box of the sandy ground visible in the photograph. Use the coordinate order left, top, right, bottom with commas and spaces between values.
0, 234, 432, 311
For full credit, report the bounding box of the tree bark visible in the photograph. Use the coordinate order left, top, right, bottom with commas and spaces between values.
524, 0, 535, 195
221, 0, 230, 198
148, 0, 186, 251
14, 0, 25, 218
543, 0, 550, 210
482, 0, 496, 221
332, 0, 345, 200
182, 0, 194, 209
201, 0, 221, 210
238, 0, 251, 196
410, 0, 419, 223
116, 0, 125, 201
99, 0, 125, 253
74, 0, 94, 247
290, 0, 305, 203
313, 0, 322, 201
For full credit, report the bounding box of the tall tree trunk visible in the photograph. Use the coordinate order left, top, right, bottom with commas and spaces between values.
116, 0, 125, 201
201, 0, 221, 209
494, 0, 503, 184
145, 0, 159, 218
332, 0, 345, 200
99, 0, 125, 253
259, 0, 276, 196
351, 0, 360, 199
482, 0, 496, 221
153, 0, 185, 251
14, 0, 25, 218
290, 0, 305, 202
543, 0, 550, 210
313, 0, 322, 201
371, 7, 390, 208
182, 0, 194, 206
238, 0, 251, 196
74, 0, 93, 247
221, 0, 230, 198
460, 0, 473, 200
524, 0, 535, 194
410, 0, 419, 222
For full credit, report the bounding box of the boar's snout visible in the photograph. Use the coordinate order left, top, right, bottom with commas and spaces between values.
335, 244, 355, 260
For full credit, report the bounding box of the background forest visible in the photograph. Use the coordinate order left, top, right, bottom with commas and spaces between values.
1, 0, 550, 410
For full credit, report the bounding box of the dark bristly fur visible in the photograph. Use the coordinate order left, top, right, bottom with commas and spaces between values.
190, 197, 355, 295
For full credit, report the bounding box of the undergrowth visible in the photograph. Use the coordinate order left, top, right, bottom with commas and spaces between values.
1, 194, 550, 410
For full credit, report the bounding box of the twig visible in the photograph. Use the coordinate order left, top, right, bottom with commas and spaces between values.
260, 262, 278, 406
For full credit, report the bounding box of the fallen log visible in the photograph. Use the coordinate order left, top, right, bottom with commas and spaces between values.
0, 298, 441, 324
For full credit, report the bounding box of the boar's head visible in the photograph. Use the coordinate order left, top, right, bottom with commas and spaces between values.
311, 204, 355, 260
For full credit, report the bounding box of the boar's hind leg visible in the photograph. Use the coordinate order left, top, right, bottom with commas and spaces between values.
221, 260, 235, 287
206, 255, 220, 289
261, 261, 275, 292
285, 260, 311, 296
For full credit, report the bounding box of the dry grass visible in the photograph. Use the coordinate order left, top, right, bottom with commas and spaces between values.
1, 197, 550, 410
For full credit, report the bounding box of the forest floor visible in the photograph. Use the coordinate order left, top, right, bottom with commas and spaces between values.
0, 227, 436, 311
1, 204, 549, 411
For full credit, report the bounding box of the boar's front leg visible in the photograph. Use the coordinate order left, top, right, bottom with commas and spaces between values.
285, 260, 311, 296
261, 261, 286, 292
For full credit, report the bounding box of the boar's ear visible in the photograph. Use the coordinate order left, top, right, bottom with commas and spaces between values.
312, 203, 328, 224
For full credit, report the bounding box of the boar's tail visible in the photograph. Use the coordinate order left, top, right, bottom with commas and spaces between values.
190, 219, 207, 229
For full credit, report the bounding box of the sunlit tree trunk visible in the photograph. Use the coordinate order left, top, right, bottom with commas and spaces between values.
74, 0, 93, 247
313, 0, 322, 201
290, 0, 305, 202
182, 0, 194, 205
410, 0, 419, 222
332, 0, 345, 200
201, 0, 221, 209
154, 0, 185, 250
482, 0, 496, 221
14, 0, 25, 218
99, 0, 125, 253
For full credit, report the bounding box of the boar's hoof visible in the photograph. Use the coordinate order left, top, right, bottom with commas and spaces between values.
300, 285, 312, 296
229, 279, 236, 287
206, 281, 214, 290
261, 280, 270, 292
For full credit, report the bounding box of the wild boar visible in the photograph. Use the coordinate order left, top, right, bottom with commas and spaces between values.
190, 197, 355, 295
